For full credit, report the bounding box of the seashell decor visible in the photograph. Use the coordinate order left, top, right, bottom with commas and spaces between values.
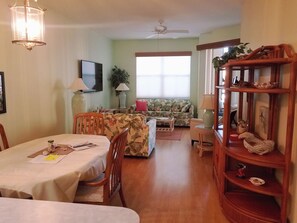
238, 132, 275, 155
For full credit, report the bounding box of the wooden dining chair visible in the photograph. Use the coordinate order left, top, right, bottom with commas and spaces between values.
74, 128, 129, 207
0, 123, 9, 151
73, 112, 105, 135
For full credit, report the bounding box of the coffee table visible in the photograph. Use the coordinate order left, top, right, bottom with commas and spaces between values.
152, 117, 175, 132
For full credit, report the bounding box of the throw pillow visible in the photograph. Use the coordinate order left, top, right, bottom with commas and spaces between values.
136, 100, 148, 111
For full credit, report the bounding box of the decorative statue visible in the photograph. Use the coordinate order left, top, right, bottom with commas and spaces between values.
237, 120, 247, 134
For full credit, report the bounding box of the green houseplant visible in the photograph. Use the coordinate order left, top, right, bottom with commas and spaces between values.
109, 66, 130, 95
212, 43, 252, 69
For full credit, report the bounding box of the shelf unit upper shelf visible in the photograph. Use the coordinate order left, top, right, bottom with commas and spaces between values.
216, 85, 291, 94
225, 145, 286, 168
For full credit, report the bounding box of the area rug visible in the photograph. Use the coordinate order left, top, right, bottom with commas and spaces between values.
156, 128, 183, 141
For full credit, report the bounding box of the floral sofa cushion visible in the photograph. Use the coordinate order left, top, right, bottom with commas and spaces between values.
129, 99, 194, 127
102, 113, 156, 157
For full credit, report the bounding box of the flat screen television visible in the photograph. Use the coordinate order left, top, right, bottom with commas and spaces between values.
79, 60, 103, 92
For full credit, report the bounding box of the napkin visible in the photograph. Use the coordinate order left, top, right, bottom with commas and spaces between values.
71, 142, 97, 151
29, 154, 66, 164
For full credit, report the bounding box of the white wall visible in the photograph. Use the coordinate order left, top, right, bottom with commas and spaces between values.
196, 24, 241, 118
241, 0, 297, 222
198, 24, 241, 44
0, 4, 113, 147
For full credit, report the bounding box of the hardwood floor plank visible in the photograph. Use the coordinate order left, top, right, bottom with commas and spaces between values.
111, 128, 229, 223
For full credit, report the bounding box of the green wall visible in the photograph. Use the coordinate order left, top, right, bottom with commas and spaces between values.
110, 25, 241, 117
112, 38, 199, 115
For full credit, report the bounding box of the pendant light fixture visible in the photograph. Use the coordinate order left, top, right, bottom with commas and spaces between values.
10, 0, 46, 51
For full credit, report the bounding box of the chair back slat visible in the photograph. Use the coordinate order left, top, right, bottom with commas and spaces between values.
73, 113, 104, 135
104, 128, 128, 201
0, 124, 9, 151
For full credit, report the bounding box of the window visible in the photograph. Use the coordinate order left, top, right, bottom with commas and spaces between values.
203, 46, 239, 110
135, 52, 191, 98
204, 47, 228, 94
196, 38, 240, 96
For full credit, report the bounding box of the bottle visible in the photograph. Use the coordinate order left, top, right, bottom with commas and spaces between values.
48, 140, 55, 152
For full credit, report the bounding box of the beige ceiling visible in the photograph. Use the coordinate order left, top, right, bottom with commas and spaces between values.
4, 0, 243, 40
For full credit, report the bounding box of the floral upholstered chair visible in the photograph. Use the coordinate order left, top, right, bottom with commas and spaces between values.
102, 113, 156, 157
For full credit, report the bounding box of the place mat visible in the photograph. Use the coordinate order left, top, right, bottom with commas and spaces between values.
28, 145, 74, 158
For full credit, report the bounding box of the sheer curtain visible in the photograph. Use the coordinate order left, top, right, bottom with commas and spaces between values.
136, 55, 191, 98
204, 47, 227, 94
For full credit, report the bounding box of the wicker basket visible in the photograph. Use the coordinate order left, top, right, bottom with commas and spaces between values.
243, 138, 275, 155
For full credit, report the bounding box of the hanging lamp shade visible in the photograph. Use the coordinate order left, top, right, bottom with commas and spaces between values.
10, 0, 46, 50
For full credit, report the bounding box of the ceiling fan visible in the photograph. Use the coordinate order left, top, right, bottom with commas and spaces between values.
146, 20, 189, 39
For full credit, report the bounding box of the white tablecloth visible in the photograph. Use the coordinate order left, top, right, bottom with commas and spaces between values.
0, 134, 110, 202
0, 197, 140, 223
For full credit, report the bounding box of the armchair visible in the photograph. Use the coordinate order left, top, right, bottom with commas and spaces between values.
102, 113, 156, 157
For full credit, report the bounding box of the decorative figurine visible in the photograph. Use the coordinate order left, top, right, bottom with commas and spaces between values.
236, 163, 246, 178
237, 120, 248, 134
233, 76, 239, 85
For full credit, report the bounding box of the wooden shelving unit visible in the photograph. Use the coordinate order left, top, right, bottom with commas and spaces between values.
213, 44, 297, 223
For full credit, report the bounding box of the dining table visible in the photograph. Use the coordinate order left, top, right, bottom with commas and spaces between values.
0, 134, 110, 202
0, 197, 140, 223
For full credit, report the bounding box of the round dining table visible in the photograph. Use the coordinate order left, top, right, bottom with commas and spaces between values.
0, 134, 110, 202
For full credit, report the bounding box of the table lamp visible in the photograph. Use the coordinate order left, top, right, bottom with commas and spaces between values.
116, 83, 129, 108
69, 78, 89, 116
200, 94, 215, 128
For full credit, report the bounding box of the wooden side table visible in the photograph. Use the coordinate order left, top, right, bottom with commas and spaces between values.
153, 117, 175, 132
195, 124, 214, 157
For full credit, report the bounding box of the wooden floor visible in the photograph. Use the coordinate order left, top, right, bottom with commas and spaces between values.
111, 128, 229, 223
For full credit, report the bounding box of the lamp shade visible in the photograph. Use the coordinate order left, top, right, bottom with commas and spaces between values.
116, 83, 129, 91
69, 78, 89, 91
10, 0, 46, 50
200, 94, 215, 110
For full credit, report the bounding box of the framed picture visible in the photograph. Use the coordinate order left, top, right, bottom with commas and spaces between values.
255, 101, 268, 139
0, 72, 6, 114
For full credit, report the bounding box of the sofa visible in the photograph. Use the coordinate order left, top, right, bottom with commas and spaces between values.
129, 98, 194, 127
102, 113, 156, 158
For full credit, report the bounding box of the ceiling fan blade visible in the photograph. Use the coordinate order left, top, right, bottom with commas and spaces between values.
166, 29, 189, 34
146, 33, 159, 39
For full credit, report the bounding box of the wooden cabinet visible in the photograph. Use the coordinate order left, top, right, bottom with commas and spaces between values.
213, 44, 297, 223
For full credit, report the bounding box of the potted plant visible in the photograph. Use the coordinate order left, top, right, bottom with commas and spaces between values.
212, 43, 252, 69
109, 65, 130, 95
